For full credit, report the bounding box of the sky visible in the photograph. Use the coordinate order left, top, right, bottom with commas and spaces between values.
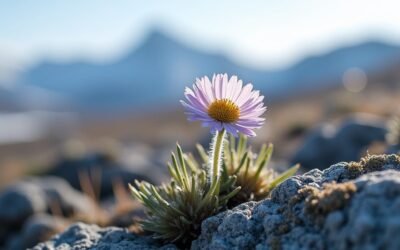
1, 0, 400, 70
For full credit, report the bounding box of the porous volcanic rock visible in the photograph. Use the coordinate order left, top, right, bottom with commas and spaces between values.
31, 223, 177, 250
193, 154, 400, 250
33, 154, 400, 250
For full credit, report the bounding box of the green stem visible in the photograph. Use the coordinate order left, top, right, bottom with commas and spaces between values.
211, 128, 226, 185
197, 128, 226, 213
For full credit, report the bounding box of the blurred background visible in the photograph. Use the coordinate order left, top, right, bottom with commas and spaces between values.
1, 0, 400, 190
1, 1, 400, 248
0, 0, 400, 186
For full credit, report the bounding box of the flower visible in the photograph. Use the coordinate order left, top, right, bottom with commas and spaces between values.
181, 74, 266, 137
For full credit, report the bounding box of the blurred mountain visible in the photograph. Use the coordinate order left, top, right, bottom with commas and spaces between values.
276, 41, 400, 95
6, 29, 400, 113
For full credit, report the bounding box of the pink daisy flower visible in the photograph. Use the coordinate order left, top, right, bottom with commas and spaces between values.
181, 74, 266, 137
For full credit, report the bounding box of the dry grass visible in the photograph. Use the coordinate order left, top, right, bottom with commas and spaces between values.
36, 169, 145, 244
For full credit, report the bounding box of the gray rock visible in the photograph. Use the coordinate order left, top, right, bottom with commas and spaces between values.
31, 223, 177, 250
0, 177, 94, 227
192, 154, 400, 250
0, 181, 46, 226
7, 214, 68, 250
291, 115, 387, 170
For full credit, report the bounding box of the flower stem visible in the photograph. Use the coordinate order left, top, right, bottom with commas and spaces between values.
211, 128, 226, 185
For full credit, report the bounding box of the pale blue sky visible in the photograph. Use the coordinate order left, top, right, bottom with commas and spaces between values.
1, 0, 400, 69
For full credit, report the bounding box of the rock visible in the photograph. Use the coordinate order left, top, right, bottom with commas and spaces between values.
291, 115, 387, 170
0, 177, 94, 249
7, 214, 68, 250
0, 177, 94, 228
31, 154, 400, 250
192, 154, 400, 250
0, 180, 46, 227
45, 151, 164, 199
31, 223, 178, 250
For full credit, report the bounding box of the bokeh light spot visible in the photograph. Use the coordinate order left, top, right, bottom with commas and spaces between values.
342, 68, 367, 93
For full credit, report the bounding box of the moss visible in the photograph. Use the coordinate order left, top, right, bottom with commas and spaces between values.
304, 182, 356, 220
346, 154, 400, 179
282, 182, 356, 225
360, 155, 387, 172
269, 182, 356, 248
346, 162, 364, 179
279, 186, 316, 226
288, 186, 317, 209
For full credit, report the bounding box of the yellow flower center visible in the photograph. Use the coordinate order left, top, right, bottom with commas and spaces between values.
207, 98, 240, 123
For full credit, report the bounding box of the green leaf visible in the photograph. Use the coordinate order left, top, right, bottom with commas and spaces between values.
268, 164, 300, 190
171, 152, 186, 188
237, 134, 247, 158
233, 151, 249, 175
177, 144, 190, 179
196, 143, 209, 164
220, 186, 241, 203
184, 153, 199, 172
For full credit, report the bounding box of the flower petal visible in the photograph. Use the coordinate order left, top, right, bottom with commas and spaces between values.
182, 74, 266, 137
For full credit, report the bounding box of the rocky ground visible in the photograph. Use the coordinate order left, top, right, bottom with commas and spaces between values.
31, 154, 400, 250
0, 148, 167, 250
1, 114, 399, 250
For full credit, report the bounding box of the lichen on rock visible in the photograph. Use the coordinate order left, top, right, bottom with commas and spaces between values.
346, 154, 400, 179
302, 182, 356, 224
193, 154, 400, 250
